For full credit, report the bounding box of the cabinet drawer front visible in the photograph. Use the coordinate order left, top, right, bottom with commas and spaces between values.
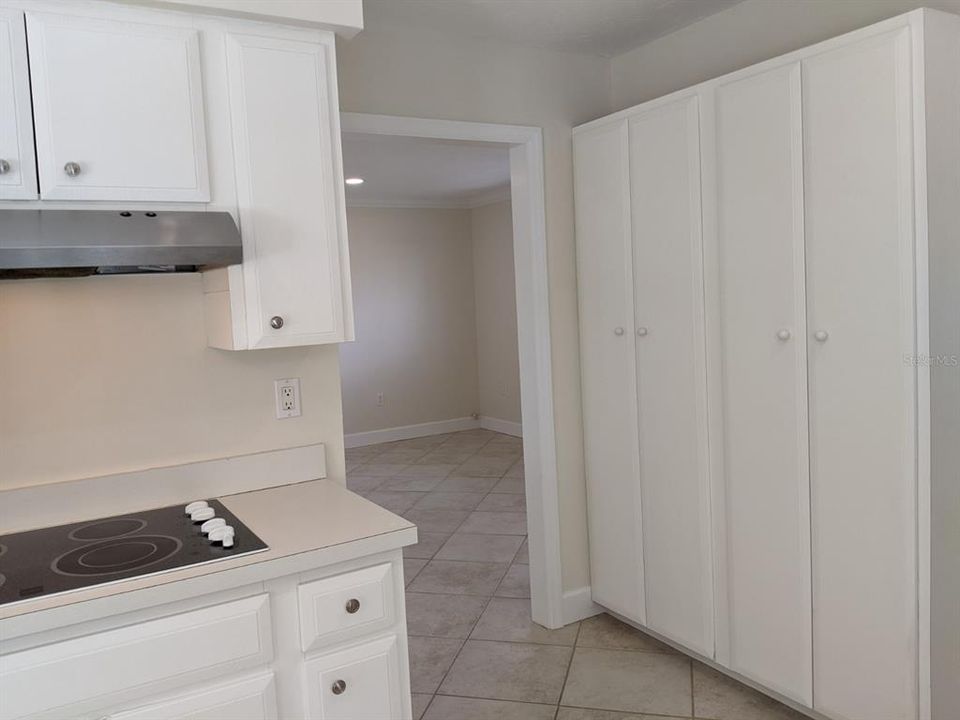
303, 635, 403, 720
298, 563, 395, 652
0, 595, 272, 719
108, 672, 277, 720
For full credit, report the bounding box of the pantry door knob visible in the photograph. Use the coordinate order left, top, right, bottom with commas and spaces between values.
0, 159, 10, 174
64, 162, 81, 177
636, 327, 648, 337
269, 315, 284, 329
776, 329, 791, 341
345, 598, 361, 614
331, 680, 347, 695
614, 327, 625, 336
814, 330, 829, 343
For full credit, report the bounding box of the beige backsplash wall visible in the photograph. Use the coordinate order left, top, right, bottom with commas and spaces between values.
0, 273, 346, 490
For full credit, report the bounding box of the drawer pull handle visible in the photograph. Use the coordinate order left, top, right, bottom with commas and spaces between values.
345, 597, 361, 614
332, 679, 347, 695
64, 161, 82, 177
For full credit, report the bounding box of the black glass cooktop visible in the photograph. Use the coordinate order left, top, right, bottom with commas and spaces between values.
0, 500, 267, 607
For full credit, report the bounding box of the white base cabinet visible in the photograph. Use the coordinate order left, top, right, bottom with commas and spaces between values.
0, 552, 412, 720
575, 9, 960, 720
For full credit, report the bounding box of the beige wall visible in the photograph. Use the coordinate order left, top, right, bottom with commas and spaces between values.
610, 0, 960, 109
0, 273, 346, 490
339, 207, 480, 434
471, 200, 521, 425
337, 28, 610, 591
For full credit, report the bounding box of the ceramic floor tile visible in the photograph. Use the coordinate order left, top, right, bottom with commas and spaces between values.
404, 508, 471, 533
408, 560, 508, 596
435, 533, 524, 563
373, 449, 429, 464
378, 475, 446, 492
418, 450, 478, 465
459, 511, 528, 535
424, 695, 555, 720
513, 538, 529, 564
345, 475, 385, 494
439, 639, 572, 704
403, 531, 452, 559
693, 662, 807, 720
504, 459, 525, 479
455, 457, 515, 477
408, 636, 463, 694
436, 476, 501, 493
413, 492, 487, 512
351, 462, 410, 477
406, 592, 489, 638
561, 647, 692, 717
476, 493, 526, 512
577, 613, 677, 653
491, 477, 525, 494
404, 558, 428, 587
471, 597, 579, 646
396, 463, 460, 479
556, 708, 667, 720
412, 693, 433, 720
363, 490, 425, 514
495, 563, 531, 598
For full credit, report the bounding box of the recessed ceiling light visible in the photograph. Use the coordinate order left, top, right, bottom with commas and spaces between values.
345, 177, 364, 186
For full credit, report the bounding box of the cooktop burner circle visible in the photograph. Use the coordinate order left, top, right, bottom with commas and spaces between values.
52, 535, 182, 577
68, 518, 147, 542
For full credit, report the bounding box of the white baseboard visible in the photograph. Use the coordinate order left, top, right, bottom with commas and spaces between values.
344, 417, 480, 448
561, 585, 604, 625
479, 416, 523, 437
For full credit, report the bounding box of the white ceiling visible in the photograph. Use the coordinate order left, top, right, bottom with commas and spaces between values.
362, 0, 744, 57
342, 133, 511, 209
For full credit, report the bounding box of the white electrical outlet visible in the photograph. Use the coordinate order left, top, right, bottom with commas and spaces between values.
274, 378, 302, 419
376, 392, 384, 407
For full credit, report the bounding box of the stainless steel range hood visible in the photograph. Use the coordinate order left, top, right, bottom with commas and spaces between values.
0, 209, 242, 278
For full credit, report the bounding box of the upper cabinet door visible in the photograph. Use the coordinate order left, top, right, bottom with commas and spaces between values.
0, 9, 37, 199
705, 62, 812, 705
803, 27, 918, 720
225, 32, 352, 348
573, 120, 646, 623
629, 95, 714, 657
25, 12, 210, 202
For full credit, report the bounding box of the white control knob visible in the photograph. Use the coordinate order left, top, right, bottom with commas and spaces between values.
201, 518, 226, 535
209, 525, 235, 547
190, 506, 215, 522
814, 330, 829, 343
776, 329, 791, 341
185, 500, 208, 516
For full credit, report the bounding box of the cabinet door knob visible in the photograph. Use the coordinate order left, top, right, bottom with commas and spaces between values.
269, 315, 284, 329
814, 330, 829, 343
331, 679, 347, 695
64, 162, 81, 177
613, 327, 625, 336
345, 598, 361, 614
776, 329, 791, 341
0, 159, 10, 175
636, 327, 648, 337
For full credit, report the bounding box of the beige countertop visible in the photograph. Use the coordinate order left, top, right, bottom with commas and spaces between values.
0, 479, 417, 622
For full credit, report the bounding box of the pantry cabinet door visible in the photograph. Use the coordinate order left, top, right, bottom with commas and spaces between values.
803, 27, 918, 720
225, 32, 353, 348
0, 8, 37, 199
704, 62, 812, 705
25, 12, 209, 202
574, 120, 645, 622
629, 95, 714, 657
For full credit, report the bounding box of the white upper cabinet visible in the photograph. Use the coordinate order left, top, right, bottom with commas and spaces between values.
703, 61, 812, 705
207, 30, 353, 349
25, 11, 210, 201
629, 95, 713, 658
0, 8, 37, 199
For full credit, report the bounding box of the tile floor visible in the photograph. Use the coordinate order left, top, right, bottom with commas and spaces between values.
346, 430, 807, 720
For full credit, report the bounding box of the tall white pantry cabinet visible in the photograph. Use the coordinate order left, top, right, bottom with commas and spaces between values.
574, 10, 960, 720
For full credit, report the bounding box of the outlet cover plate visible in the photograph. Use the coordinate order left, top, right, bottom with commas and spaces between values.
274, 378, 302, 419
